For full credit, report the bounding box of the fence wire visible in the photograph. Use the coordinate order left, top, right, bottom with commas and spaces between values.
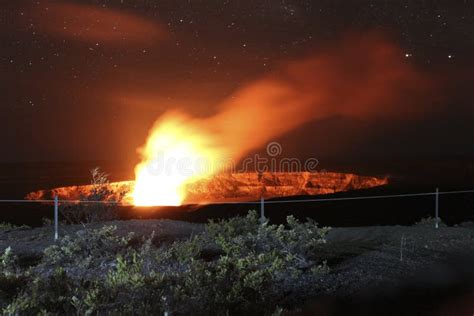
0, 189, 473, 206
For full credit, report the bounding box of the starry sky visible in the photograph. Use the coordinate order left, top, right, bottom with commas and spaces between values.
1, 0, 473, 167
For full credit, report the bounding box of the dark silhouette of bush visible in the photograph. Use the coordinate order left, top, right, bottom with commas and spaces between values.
60, 167, 125, 224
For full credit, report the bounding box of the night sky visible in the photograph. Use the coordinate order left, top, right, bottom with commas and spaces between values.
1, 1, 473, 168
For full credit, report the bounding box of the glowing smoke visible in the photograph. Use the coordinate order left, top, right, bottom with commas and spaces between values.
133, 32, 434, 206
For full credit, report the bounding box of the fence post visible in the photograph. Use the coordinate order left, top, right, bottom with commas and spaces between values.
435, 188, 439, 229
54, 194, 59, 241
260, 197, 265, 224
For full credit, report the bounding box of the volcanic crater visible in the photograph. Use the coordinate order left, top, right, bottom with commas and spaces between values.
26, 171, 388, 205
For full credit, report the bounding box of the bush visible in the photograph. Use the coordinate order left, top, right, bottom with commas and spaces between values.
0, 223, 29, 231
0, 247, 28, 308
39, 225, 132, 278
2, 212, 331, 315
415, 216, 447, 227
4, 268, 78, 315
60, 167, 125, 224
0, 247, 16, 276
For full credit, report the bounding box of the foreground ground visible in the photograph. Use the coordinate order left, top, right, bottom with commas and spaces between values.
1, 217, 474, 315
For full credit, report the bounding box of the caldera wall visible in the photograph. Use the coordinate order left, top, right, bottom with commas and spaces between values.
26, 172, 388, 204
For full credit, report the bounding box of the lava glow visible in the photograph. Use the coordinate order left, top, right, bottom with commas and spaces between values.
132, 33, 431, 206
132, 113, 222, 206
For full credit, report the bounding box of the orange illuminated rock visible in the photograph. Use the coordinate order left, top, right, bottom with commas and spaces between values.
26, 172, 387, 206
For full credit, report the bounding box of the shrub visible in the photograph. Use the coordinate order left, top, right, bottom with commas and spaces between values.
0, 223, 15, 231
39, 225, 132, 278
205, 211, 330, 272
0, 274, 27, 308
4, 268, 77, 315
154, 211, 331, 314
41, 217, 53, 227
0, 223, 29, 231
60, 167, 125, 224
0, 247, 16, 276
2, 212, 331, 315
415, 216, 447, 227
0, 247, 28, 309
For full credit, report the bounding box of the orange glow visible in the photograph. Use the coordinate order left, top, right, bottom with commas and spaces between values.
29, 1, 167, 44
132, 113, 223, 206
132, 32, 432, 206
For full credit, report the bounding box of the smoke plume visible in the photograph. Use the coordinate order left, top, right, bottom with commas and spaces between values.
142, 32, 434, 162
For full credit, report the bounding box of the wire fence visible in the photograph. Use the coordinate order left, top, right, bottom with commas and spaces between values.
1, 188, 473, 240
1, 189, 474, 205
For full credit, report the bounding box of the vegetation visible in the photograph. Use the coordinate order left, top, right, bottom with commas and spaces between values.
0, 211, 330, 315
60, 167, 125, 224
414, 216, 447, 227
0, 223, 29, 231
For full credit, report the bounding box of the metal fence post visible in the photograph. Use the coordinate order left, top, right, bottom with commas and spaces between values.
260, 197, 265, 224
54, 194, 59, 241
435, 188, 439, 229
